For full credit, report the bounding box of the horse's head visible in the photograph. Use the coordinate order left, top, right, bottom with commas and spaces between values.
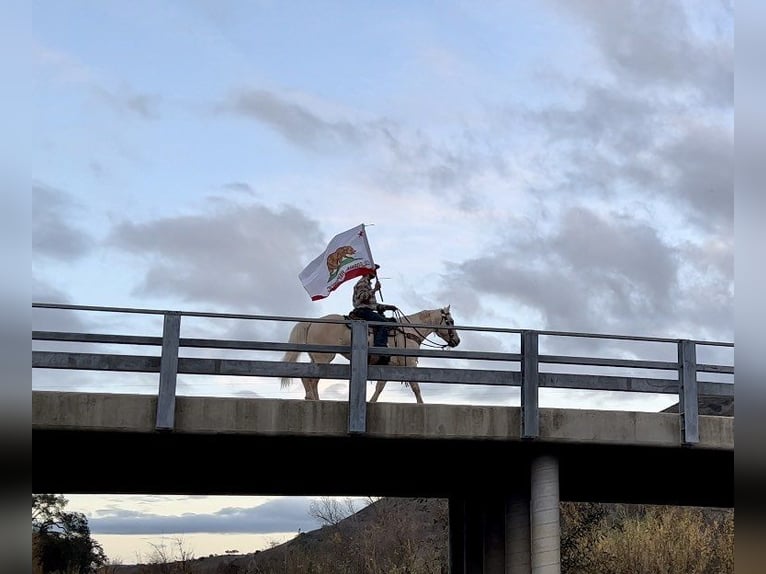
435, 305, 460, 348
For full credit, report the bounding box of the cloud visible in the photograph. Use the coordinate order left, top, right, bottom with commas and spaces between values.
219, 90, 500, 210
516, 2, 733, 241
32, 183, 95, 261
31, 277, 91, 334
448, 207, 731, 336
551, 0, 732, 107
89, 498, 320, 535
523, 86, 731, 231
221, 89, 365, 150
94, 87, 162, 120
552, 207, 677, 300
106, 200, 325, 314
373, 128, 509, 208
660, 122, 733, 235
221, 182, 256, 195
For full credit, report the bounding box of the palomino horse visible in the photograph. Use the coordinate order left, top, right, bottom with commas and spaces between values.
280, 306, 460, 403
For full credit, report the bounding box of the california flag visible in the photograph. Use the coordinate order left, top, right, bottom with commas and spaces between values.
299, 224, 376, 301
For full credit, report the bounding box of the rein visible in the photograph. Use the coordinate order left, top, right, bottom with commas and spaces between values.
392, 309, 450, 349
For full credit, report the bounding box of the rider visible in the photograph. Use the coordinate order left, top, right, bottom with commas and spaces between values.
351, 265, 397, 365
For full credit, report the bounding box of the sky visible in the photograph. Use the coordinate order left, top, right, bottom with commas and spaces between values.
25, 0, 734, 565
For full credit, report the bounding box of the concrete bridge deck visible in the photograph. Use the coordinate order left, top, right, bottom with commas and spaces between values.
32, 303, 735, 573
33, 391, 733, 507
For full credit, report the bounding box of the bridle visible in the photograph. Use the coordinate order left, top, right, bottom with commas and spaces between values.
392, 308, 457, 350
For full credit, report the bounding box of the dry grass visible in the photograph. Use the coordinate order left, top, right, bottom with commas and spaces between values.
100, 500, 733, 574
585, 506, 734, 574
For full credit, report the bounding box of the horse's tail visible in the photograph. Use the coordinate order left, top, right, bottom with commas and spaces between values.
280, 321, 311, 389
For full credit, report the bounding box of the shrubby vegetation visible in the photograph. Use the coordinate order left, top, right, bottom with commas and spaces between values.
35, 495, 732, 574
218, 499, 733, 574
575, 504, 734, 574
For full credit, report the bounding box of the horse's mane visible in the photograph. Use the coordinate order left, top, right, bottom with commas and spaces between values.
406, 307, 443, 323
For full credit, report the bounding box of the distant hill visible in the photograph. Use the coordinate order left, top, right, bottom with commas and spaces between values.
103, 498, 733, 574
662, 395, 734, 416
104, 498, 448, 574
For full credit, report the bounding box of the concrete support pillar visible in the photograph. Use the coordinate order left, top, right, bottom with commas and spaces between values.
530, 455, 560, 574
448, 458, 557, 574
506, 492, 531, 574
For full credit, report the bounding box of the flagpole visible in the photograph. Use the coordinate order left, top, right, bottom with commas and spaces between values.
360, 223, 384, 301
360, 223, 376, 266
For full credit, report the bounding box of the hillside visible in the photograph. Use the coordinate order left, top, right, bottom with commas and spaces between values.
663, 395, 734, 416
104, 498, 448, 574
104, 499, 732, 574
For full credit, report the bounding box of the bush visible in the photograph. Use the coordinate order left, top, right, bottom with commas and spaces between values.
585, 505, 733, 574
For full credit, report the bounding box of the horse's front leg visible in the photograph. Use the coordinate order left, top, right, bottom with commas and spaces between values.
302, 378, 319, 400
409, 382, 424, 404
370, 381, 386, 403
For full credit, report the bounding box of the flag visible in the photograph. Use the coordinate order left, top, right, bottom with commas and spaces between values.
299, 224, 377, 301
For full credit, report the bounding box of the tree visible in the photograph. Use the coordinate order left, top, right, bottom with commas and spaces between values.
33, 494, 107, 573
143, 537, 195, 574
308, 496, 359, 526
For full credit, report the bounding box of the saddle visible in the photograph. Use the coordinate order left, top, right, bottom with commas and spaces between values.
345, 311, 397, 338
344, 311, 394, 365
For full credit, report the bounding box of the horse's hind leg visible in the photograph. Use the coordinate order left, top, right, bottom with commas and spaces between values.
370, 381, 386, 403
302, 378, 319, 400
409, 382, 424, 404
371, 381, 423, 403
303, 352, 335, 401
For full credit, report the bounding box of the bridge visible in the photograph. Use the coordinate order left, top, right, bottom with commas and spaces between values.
32, 303, 734, 574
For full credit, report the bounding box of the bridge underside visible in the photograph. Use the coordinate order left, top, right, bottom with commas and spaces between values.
33, 428, 732, 508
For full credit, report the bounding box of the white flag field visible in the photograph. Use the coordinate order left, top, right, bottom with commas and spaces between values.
299, 224, 377, 301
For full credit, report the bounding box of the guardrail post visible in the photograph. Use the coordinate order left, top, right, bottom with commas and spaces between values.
156, 312, 181, 431
678, 339, 699, 445
349, 320, 369, 434
521, 330, 539, 439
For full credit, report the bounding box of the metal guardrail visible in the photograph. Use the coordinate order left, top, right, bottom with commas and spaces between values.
32, 303, 734, 444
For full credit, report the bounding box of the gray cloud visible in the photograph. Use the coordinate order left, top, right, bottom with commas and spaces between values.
518, 2, 733, 240
525, 90, 732, 235
536, 86, 660, 155
552, 207, 677, 302
221, 89, 364, 150
220, 90, 500, 209
674, 238, 733, 341
107, 200, 324, 314
32, 183, 94, 261
32, 276, 71, 305
444, 206, 706, 336
552, 0, 732, 107
660, 123, 733, 235
222, 182, 256, 195
94, 87, 161, 120
89, 498, 319, 535
31, 277, 90, 334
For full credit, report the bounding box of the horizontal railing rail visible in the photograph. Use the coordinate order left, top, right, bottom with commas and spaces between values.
32, 302, 734, 442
